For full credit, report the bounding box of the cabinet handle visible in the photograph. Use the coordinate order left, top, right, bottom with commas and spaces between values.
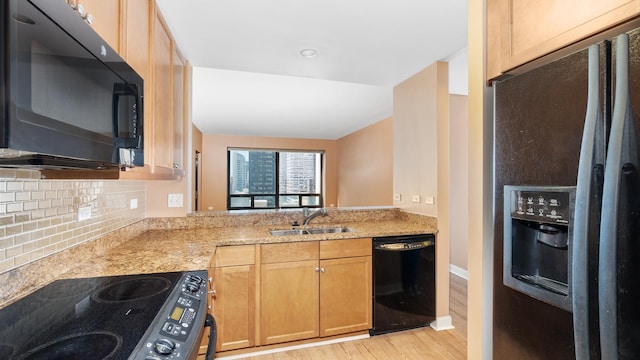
74, 3, 93, 24
208, 289, 216, 298
315, 267, 320, 272
321, 267, 326, 273
76, 3, 85, 17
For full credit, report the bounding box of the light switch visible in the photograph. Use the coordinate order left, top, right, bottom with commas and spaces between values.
130, 198, 138, 209
167, 193, 183, 208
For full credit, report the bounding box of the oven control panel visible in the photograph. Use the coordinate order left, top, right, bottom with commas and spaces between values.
130, 271, 208, 360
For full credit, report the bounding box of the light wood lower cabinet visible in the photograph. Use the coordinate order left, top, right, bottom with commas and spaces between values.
260, 259, 320, 344
214, 264, 256, 351
210, 239, 372, 354
319, 255, 372, 337
205, 245, 256, 354
259, 238, 372, 346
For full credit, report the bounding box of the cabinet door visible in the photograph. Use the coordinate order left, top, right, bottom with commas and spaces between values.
487, 0, 640, 79
74, 0, 121, 52
151, 10, 173, 173
260, 260, 319, 345
123, 0, 150, 80
212, 265, 256, 352
172, 49, 185, 172
319, 256, 372, 337
122, 0, 151, 172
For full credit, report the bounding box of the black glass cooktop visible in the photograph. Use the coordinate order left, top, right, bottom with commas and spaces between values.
0, 272, 183, 360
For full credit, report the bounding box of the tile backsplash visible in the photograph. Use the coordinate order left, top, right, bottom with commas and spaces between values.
0, 169, 145, 274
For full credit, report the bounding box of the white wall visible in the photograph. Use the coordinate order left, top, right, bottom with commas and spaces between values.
447, 47, 470, 275
393, 61, 451, 321
449, 94, 469, 274
448, 47, 469, 95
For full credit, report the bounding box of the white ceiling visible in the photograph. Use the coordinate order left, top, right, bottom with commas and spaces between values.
155, 0, 468, 140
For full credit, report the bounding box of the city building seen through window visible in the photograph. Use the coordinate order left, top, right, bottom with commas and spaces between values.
228, 148, 323, 209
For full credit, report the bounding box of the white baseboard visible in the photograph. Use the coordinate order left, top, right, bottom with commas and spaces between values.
430, 315, 455, 331
215, 333, 370, 360
449, 264, 468, 280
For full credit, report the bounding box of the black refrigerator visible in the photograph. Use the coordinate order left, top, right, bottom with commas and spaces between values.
493, 26, 640, 359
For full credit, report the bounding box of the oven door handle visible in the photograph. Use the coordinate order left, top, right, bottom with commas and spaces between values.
204, 314, 217, 360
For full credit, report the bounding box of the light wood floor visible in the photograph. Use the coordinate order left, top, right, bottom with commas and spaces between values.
238, 274, 468, 360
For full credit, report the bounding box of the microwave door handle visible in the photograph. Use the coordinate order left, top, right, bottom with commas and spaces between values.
135, 84, 143, 147
572, 44, 600, 360
599, 33, 631, 360
112, 83, 141, 147
112, 83, 124, 144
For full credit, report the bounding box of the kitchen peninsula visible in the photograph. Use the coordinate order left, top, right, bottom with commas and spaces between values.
0, 208, 436, 308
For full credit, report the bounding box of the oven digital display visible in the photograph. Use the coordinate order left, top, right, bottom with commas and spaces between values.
171, 306, 184, 321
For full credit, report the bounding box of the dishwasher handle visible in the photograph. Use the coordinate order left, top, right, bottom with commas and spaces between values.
374, 240, 434, 251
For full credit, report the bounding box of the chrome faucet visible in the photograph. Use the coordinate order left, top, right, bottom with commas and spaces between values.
302, 207, 328, 225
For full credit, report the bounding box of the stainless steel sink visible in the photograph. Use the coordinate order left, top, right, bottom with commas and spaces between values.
305, 227, 352, 234
268, 229, 308, 236
269, 227, 352, 236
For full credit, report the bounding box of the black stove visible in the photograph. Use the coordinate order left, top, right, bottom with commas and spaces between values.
0, 271, 213, 360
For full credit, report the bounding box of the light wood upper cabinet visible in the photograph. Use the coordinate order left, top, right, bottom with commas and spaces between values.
69, 0, 122, 52
119, 0, 151, 177
150, 9, 173, 173
122, 0, 150, 80
172, 49, 185, 173
487, 0, 640, 80
119, 0, 187, 180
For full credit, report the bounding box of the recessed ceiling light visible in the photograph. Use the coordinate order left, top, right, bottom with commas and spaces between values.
300, 48, 318, 58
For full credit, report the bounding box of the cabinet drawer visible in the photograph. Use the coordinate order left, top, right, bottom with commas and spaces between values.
261, 242, 319, 263
214, 245, 255, 267
320, 238, 371, 259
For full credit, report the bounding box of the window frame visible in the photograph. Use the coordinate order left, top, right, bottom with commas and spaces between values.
227, 148, 324, 210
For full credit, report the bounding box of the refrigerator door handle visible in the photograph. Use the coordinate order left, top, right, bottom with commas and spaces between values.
599, 33, 631, 360
572, 44, 600, 360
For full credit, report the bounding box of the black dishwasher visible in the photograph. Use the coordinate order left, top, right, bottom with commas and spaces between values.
370, 234, 436, 335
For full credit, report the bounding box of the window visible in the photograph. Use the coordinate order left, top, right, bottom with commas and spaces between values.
228, 149, 323, 210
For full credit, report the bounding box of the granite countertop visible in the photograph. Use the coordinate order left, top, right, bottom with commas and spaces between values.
0, 208, 437, 308
64, 219, 437, 279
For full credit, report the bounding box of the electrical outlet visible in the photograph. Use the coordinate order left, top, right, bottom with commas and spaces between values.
394, 194, 402, 201
425, 196, 435, 205
130, 198, 138, 209
78, 206, 91, 221
167, 193, 183, 208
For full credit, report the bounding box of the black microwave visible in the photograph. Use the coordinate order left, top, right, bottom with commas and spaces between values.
0, 0, 143, 170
